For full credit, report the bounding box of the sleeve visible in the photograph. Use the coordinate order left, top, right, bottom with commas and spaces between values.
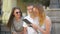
23, 21, 28, 27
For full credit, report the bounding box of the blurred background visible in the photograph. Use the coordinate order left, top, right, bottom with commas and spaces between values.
0, 0, 60, 34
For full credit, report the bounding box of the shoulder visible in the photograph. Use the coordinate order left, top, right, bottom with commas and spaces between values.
45, 16, 51, 24
46, 16, 51, 21
45, 16, 52, 30
46, 16, 50, 20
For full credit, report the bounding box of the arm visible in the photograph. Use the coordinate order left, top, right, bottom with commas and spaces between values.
38, 17, 51, 34
30, 17, 51, 34
24, 27, 27, 34
23, 22, 28, 34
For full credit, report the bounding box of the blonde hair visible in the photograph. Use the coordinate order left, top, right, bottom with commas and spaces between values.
33, 5, 46, 26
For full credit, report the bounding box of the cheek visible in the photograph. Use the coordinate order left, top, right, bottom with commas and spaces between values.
33, 10, 37, 13
14, 14, 17, 17
13, 11, 16, 16
35, 10, 39, 13
17, 13, 21, 17
34, 11, 39, 15
33, 9, 37, 13
18, 14, 20, 16
13, 12, 17, 17
13, 13, 16, 16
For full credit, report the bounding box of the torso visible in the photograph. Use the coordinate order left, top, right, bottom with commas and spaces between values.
24, 16, 51, 34
11, 18, 24, 34
24, 16, 38, 34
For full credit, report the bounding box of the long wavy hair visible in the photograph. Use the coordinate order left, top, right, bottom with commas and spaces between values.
7, 7, 22, 29
33, 5, 46, 26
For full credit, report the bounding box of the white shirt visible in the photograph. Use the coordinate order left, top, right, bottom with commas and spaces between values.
23, 15, 38, 34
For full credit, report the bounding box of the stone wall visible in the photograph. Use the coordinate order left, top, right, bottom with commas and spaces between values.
45, 9, 60, 23
45, 9, 60, 34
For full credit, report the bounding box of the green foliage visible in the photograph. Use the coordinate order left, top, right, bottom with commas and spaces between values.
20, 0, 50, 7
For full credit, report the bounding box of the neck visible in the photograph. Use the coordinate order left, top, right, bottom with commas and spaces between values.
15, 17, 21, 21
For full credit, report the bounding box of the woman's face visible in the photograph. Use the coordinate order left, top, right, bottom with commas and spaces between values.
13, 9, 21, 18
33, 7, 39, 16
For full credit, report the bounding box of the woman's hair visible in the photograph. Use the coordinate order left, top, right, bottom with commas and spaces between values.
33, 5, 46, 26
7, 7, 22, 29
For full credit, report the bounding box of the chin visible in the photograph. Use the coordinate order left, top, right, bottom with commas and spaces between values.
17, 16, 20, 18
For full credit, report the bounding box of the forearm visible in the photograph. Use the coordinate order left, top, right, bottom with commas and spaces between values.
30, 23, 50, 34
24, 27, 27, 34
38, 27, 50, 34
39, 27, 45, 33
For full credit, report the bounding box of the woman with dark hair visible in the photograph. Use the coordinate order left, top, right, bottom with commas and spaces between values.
7, 7, 24, 34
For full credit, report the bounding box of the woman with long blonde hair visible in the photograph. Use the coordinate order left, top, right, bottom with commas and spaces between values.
30, 5, 51, 34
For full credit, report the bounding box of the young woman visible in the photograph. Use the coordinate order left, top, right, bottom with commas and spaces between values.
30, 5, 52, 34
7, 7, 24, 34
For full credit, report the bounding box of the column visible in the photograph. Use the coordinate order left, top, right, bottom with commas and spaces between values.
49, 0, 60, 8
2, 0, 17, 24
